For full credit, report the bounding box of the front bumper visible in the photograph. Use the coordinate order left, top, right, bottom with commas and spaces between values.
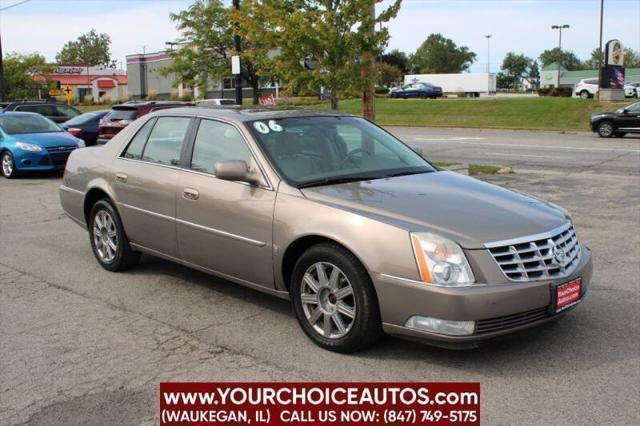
14, 148, 75, 171
374, 246, 592, 346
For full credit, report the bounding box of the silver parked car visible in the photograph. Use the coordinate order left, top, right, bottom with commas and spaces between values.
60, 108, 592, 352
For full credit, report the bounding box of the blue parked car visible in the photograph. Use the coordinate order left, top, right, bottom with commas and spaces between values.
0, 112, 84, 179
390, 82, 443, 99
61, 110, 110, 146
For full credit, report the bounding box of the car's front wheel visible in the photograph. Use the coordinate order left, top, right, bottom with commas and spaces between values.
290, 243, 382, 353
89, 199, 140, 271
1, 151, 17, 179
597, 121, 615, 138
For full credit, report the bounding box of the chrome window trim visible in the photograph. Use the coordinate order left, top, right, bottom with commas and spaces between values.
484, 222, 572, 249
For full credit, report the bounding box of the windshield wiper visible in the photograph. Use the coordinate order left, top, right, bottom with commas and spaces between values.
382, 169, 432, 178
298, 175, 376, 189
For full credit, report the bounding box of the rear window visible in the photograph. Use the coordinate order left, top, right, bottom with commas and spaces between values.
64, 112, 98, 126
106, 109, 137, 122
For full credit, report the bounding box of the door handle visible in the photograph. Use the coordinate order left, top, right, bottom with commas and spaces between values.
115, 173, 128, 183
183, 188, 200, 200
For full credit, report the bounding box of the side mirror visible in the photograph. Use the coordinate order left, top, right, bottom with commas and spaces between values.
622, 108, 629, 115
409, 145, 423, 156
215, 160, 264, 186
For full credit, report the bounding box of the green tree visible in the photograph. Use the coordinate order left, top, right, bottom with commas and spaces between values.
380, 49, 409, 73
2, 53, 51, 100
500, 52, 538, 90
538, 48, 582, 71
236, 0, 402, 110
584, 47, 640, 69
163, 0, 233, 98
376, 62, 402, 87
55, 29, 112, 66
409, 34, 476, 74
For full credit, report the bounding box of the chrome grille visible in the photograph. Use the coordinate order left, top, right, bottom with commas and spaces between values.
486, 223, 581, 282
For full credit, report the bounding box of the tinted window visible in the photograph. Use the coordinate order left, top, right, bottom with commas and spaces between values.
123, 118, 156, 160
191, 119, 251, 174
64, 112, 101, 126
56, 104, 80, 118
106, 109, 138, 121
626, 102, 640, 113
141, 117, 191, 166
16, 105, 56, 116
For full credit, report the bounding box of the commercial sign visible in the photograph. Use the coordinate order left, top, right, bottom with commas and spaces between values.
605, 39, 624, 67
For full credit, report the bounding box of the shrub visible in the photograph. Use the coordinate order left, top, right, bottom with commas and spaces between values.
537, 87, 572, 97
83, 95, 93, 105
170, 88, 179, 101
147, 89, 158, 101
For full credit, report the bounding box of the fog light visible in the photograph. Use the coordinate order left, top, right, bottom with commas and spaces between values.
405, 316, 475, 336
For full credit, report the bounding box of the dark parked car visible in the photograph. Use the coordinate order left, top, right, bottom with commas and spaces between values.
590, 101, 640, 138
2, 101, 81, 123
61, 110, 110, 146
97, 101, 192, 144
390, 83, 443, 99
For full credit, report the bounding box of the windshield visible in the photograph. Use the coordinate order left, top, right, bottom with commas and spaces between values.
0, 114, 62, 134
247, 116, 435, 188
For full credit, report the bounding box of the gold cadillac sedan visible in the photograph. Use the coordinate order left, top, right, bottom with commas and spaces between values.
60, 108, 592, 352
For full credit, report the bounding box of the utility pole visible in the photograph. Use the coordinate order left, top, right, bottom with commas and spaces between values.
485, 34, 492, 95
232, 0, 243, 105
361, 1, 375, 121
597, 0, 604, 97
551, 24, 570, 88
0, 32, 4, 102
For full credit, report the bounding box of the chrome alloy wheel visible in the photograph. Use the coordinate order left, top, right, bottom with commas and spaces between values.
598, 122, 614, 137
92, 210, 118, 263
2, 153, 13, 177
300, 262, 356, 339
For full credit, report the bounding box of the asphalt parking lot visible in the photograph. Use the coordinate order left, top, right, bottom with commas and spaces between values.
1, 128, 638, 425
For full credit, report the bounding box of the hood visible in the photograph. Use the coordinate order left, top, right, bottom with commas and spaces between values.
591, 111, 617, 119
301, 171, 569, 249
12, 132, 80, 148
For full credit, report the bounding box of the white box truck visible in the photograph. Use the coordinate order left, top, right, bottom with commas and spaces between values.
404, 73, 496, 97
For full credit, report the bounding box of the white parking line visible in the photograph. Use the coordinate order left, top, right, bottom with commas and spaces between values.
409, 139, 640, 153
485, 152, 573, 159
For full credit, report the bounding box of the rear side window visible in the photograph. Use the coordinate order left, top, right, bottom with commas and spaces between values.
190, 119, 252, 174
16, 105, 56, 116
123, 118, 156, 160
141, 117, 191, 166
107, 109, 138, 121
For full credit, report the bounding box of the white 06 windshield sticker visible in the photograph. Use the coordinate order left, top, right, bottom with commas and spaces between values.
253, 120, 283, 134
268, 120, 283, 132
253, 121, 270, 134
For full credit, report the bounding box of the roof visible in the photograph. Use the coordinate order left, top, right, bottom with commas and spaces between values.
541, 62, 567, 71
150, 106, 349, 123
560, 67, 640, 79
37, 74, 128, 85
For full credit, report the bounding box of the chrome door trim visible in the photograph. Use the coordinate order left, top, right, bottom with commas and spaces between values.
175, 218, 266, 247
59, 184, 84, 195
119, 202, 175, 223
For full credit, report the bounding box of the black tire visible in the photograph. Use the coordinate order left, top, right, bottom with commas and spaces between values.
580, 90, 590, 99
614, 132, 627, 138
89, 199, 140, 272
1, 151, 18, 179
390, 93, 396, 99
419, 93, 427, 99
290, 243, 382, 353
597, 121, 615, 138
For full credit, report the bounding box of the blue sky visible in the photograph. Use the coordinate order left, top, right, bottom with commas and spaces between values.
1, 0, 639, 72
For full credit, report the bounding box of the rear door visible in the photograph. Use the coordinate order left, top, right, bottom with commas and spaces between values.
176, 118, 276, 288
113, 116, 194, 258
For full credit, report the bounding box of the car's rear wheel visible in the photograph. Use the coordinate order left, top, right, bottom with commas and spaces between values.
290, 243, 382, 353
597, 121, 615, 138
89, 199, 140, 271
390, 93, 396, 99
580, 90, 590, 99
1, 151, 17, 179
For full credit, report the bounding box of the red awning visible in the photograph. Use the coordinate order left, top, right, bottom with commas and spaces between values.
97, 79, 116, 88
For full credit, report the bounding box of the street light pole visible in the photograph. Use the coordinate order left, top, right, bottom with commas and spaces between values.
232, 0, 243, 105
551, 24, 570, 88
597, 0, 604, 97
485, 34, 492, 95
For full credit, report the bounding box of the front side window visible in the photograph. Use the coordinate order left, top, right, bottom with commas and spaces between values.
626, 102, 640, 113
190, 119, 252, 174
140, 117, 191, 166
248, 116, 434, 187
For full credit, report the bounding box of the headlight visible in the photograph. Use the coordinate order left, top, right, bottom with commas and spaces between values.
76, 139, 86, 148
15, 142, 42, 152
410, 232, 475, 286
